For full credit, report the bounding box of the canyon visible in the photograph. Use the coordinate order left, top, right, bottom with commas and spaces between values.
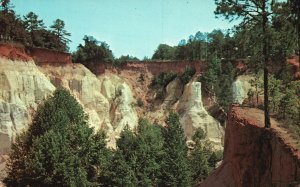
0, 44, 299, 186
0, 44, 223, 159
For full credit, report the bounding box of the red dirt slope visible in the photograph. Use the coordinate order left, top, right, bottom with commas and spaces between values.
0, 43, 32, 61
200, 105, 300, 187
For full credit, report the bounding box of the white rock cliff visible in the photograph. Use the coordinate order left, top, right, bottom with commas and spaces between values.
0, 58, 55, 154
177, 82, 224, 149
0, 58, 224, 154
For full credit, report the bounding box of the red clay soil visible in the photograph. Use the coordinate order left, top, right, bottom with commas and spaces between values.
88, 60, 207, 76
287, 56, 300, 79
0, 43, 72, 64
200, 105, 300, 187
0, 43, 32, 61
27, 47, 72, 65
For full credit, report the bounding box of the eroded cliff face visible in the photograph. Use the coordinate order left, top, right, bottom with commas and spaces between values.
200, 106, 300, 187
232, 75, 254, 104
0, 58, 55, 154
0, 55, 224, 153
177, 82, 224, 149
36, 64, 138, 147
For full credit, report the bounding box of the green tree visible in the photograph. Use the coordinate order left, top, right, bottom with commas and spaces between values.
249, 70, 263, 106
215, 0, 276, 128
268, 75, 283, 112
0, 0, 28, 43
216, 61, 235, 111
113, 55, 139, 66
23, 12, 46, 47
200, 56, 221, 94
72, 35, 114, 65
107, 119, 165, 186
152, 44, 176, 60
50, 19, 71, 51
207, 29, 225, 59
278, 84, 299, 121
160, 112, 192, 187
4, 88, 109, 186
289, 0, 299, 67
175, 39, 188, 60
189, 128, 210, 185
180, 66, 196, 85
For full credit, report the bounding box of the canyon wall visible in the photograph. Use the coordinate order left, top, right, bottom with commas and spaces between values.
27, 47, 72, 64
0, 44, 224, 181
0, 44, 223, 153
200, 105, 300, 187
85, 60, 206, 76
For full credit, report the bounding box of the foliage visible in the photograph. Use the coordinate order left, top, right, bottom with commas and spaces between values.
160, 111, 192, 187
0, 1, 71, 52
268, 75, 283, 112
278, 82, 299, 121
200, 57, 235, 111
23, 11, 46, 47
189, 128, 223, 185
113, 55, 139, 66
199, 56, 221, 93
216, 61, 235, 111
249, 70, 264, 106
106, 119, 165, 186
0, 0, 29, 44
151, 71, 177, 89
72, 35, 114, 65
180, 66, 196, 85
49, 19, 71, 52
152, 44, 176, 60
136, 98, 144, 108
4, 88, 110, 186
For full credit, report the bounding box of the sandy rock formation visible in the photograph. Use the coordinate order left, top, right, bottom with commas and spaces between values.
98, 74, 138, 136
0, 59, 139, 154
0, 58, 55, 154
162, 78, 183, 108
40, 66, 138, 146
232, 75, 254, 104
39, 64, 111, 132
177, 82, 224, 149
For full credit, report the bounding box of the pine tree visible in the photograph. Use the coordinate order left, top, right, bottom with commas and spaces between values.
50, 19, 71, 51
4, 88, 109, 186
215, 0, 275, 128
23, 11, 46, 47
189, 128, 210, 185
106, 119, 165, 186
160, 112, 192, 187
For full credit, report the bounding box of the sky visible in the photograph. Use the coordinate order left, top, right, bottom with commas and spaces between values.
13, 0, 235, 59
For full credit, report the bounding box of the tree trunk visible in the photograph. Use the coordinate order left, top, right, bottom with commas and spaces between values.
263, 1, 271, 128
297, 4, 300, 69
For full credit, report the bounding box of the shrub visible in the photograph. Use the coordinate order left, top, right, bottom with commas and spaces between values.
180, 66, 196, 85
136, 98, 144, 108
4, 88, 110, 186
151, 72, 177, 89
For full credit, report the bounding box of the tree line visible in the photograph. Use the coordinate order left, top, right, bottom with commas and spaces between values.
0, 0, 71, 52
4, 88, 222, 186
151, 0, 299, 128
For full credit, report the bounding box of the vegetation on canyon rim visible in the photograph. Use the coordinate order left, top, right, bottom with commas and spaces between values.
4, 89, 220, 186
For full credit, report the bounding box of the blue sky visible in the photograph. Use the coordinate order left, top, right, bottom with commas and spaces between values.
13, 0, 235, 58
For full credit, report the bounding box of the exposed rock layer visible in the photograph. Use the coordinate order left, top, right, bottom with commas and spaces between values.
177, 82, 224, 149
200, 106, 300, 187
0, 58, 55, 154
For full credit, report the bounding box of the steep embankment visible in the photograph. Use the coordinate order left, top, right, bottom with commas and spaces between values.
0, 44, 224, 154
200, 106, 300, 187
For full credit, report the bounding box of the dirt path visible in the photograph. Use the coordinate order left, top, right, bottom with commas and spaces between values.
235, 106, 300, 154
